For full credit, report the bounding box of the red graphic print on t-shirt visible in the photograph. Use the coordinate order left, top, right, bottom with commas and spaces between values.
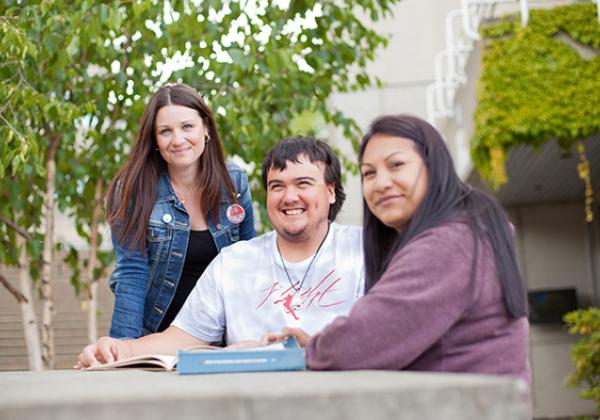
255, 269, 346, 318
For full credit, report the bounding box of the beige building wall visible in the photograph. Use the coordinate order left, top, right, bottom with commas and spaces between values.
330, 0, 598, 417
510, 203, 598, 417
330, 0, 465, 226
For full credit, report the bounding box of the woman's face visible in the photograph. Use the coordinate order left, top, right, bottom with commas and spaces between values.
154, 104, 207, 172
360, 134, 428, 232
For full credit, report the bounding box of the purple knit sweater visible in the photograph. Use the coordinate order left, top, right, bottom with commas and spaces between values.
306, 221, 530, 382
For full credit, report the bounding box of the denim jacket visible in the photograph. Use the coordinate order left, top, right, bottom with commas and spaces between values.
108, 163, 256, 338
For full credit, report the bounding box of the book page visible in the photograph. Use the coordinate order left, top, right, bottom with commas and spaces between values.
86, 354, 177, 371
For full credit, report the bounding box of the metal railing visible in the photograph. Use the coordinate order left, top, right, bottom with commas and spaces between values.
425, 0, 600, 126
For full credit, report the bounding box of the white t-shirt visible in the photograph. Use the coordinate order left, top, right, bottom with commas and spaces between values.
172, 223, 364, 344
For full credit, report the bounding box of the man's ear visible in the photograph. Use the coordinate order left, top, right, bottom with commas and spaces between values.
327, 184, 336, 204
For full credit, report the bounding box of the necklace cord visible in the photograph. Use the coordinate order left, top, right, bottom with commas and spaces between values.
172, 179, 200, 204
276, 223, 331, 297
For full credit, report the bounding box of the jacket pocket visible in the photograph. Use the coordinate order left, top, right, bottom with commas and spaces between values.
147, 224, 172, 282
228, 225, 240, 242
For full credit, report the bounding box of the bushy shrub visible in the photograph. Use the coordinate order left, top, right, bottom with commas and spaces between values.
565, 307, 600, 415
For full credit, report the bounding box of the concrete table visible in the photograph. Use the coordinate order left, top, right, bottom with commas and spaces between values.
0, 370, 530, 420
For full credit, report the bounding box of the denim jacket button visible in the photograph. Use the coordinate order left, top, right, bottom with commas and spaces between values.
216, 223, 222, 229
162, 213, 172, 224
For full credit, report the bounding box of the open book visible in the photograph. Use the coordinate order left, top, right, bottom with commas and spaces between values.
86, 353, 180, 371
85, 343, 224, 372
85, 342, 290, 372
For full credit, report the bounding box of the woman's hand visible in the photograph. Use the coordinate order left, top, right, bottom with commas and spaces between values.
261, 332, 289, 346
74, 336, 131, 369
262, 327, 312, 348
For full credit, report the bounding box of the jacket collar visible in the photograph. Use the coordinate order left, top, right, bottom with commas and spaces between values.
156, 170, 235, 204
156, 172, 177, 201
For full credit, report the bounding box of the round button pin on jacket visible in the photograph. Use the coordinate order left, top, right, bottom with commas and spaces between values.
162, 213, 172, 224
226, 203, 245, 224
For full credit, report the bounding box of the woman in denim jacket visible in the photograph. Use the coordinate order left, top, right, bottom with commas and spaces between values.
106, 84, 255, 339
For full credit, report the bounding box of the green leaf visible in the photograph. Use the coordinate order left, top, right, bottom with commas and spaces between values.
66, 35, 80, 57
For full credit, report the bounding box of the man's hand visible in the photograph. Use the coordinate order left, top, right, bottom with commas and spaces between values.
75, 336, 132, 369
226, 340, 262, 350
262, 327, 312, 348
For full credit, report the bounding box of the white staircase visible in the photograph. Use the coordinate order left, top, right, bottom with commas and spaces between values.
425, 0, 529, 125
425, 0, 600, 179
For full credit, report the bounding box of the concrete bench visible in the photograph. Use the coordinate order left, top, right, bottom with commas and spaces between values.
0, 370, 530, 420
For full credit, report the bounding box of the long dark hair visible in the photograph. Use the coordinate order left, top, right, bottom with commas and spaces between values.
107, 83, 236, 250
359, 115, 527, 318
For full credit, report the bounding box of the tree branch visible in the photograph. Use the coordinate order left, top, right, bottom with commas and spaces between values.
45, 130, 61, 163
0, 73, 23, 116
0, 113, 25, 141
0, 272, 28, 303
0, 60, 18, 67
0, 214, 33, 240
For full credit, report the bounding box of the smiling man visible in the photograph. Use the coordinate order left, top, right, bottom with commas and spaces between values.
77, 137, 364, 367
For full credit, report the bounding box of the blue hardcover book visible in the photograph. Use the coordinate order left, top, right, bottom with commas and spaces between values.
176, 338, 306, 375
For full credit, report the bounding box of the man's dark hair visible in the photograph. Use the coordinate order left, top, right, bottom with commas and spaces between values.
261, 136, 346, 221
359, 114, 527, 319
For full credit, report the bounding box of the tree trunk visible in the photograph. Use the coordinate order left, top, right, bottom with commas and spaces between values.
87, 280, 98, 343
16, 233, 43, 371
84, 179, 103, 344
41, 135, 60, 369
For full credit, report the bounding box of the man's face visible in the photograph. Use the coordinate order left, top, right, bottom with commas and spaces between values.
266, 156, 335, 244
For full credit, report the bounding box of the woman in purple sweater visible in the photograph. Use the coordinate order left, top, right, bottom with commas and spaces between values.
270, 115, 530, 382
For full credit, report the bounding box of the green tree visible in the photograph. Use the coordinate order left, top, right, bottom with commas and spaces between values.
156, 0, 399, 224
1, 3, 84, 368
0, 0, 399, 369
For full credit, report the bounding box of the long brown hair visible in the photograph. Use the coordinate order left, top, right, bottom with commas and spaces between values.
107, 83, 236, 251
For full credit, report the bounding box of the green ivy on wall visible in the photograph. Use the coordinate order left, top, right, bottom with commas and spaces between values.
472, 3, 600, 188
